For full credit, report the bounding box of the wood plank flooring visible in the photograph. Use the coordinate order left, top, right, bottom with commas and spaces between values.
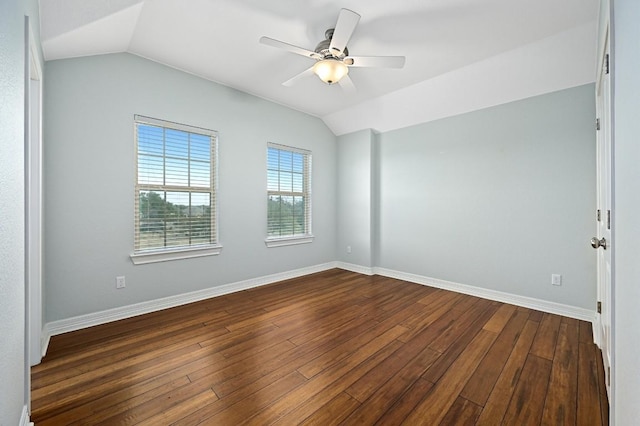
31, 269, 609, 425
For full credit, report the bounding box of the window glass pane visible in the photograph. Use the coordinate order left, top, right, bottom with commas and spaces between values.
139, 190, 165, 220
190, 217, 211, 244
165, 191, 189, 224
138, 191, 165, 250
293, 196, 305, 234
164, 191, 190, 247
191, 192, 211, 215
267, 148, 279, 170
280, 195, 294, 235
268, 195, 281, 236
292, 153, 304, 173
138, 125, 164, 156
267, 170, 279, 191
292, 172, 303, 192
190, 134, 210, 162
165, 129, 189, 158
190, 161, 210, 187
165, 158, 189, 186
279, 150, 293, 171
279, 171, 293, 192
138, 155, 164, 185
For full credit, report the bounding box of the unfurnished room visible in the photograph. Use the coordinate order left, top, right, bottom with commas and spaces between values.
1, 0, 639, 425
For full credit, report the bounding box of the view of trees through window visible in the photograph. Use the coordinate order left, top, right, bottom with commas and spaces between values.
267, 195, 306, 236
138, 191, 212, 250
134, 116, 216, 252
267, 145, 310, 238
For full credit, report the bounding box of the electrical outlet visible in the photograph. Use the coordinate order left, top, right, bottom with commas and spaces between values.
551, 274, 562, 286
116, 276, 126, 289
346, 245, 352, 254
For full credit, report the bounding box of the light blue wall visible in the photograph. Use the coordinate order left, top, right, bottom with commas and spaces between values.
337, 129, 375, 266
43, 53, 337, 322
375, 84, 596, 309
0, 0, 41, 423
44, 54, 597, 325
0, 1, 26, 422
612, 0, 640, 422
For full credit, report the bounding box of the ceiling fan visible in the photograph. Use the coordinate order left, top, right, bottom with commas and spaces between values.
259, 8, 405, 92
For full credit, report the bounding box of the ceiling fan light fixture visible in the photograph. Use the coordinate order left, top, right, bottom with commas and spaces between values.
313, 58, 348, 84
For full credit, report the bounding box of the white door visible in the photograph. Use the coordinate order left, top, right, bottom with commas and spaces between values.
594, 24, 612, 399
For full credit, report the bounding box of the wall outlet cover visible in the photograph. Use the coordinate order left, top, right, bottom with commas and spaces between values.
116, 276, 126, 289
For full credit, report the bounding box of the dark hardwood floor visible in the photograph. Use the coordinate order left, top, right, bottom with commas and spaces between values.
31, 269, 609, 425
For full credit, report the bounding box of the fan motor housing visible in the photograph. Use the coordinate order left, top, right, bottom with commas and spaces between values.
315, 28, 348, 58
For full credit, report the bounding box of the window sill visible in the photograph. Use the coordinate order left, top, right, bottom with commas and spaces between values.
130, 244, 223, 265
265, 235, 314, 248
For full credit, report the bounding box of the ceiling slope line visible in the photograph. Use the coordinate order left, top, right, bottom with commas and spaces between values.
42, 2, 144, 61
323, 21, 598, 136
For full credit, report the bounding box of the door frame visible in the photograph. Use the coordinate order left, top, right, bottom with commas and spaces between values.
25, 16, 43, 368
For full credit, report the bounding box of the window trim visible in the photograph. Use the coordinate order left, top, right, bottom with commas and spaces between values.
265, 143, 313, 248
130, 244, 222, 265
265, 235, 314, 248
130, 115, 221, 264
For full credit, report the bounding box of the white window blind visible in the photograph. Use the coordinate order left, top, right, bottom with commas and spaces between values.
267, 143, 312, 242
134, 115, 218, 254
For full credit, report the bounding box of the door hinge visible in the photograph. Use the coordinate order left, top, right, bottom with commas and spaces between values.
605, 53, 610, 75
607, 210, 611, 230
597, 301, 602, 314
597, 209, 601, 222
596, 118, 600, 131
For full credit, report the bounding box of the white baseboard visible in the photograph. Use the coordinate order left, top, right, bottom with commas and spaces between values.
19, 405, 32, 426
372, 266, 597, 325
42, 262, 338, 354
41, 332, 50, 359
335, 261, 375, 276
41, 262, 598, 357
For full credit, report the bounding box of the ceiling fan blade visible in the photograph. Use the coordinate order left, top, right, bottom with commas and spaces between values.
344, 56, 406, 68
260, 36, 322, 60
338, 74, 356, 94
329, 9, 361, 56
282, 66, 315, 87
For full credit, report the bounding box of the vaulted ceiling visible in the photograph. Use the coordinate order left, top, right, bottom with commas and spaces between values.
39, 0, 599, 135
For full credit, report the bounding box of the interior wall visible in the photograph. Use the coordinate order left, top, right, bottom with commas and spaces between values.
0, 0, 41, 422
611, 0, 640, 422
0, 0, 26, 422
336, 129, 374, 267
375, 84, 596, 309
43, 53, 337, 323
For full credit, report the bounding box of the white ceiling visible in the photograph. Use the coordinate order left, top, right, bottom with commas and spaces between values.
39, 0, 600, 135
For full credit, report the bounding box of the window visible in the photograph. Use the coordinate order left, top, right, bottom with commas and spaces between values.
266, 143, 313, 247
131, 115, 221, 264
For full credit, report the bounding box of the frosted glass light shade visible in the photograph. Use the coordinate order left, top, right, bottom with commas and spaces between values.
313, 59, 348, 84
